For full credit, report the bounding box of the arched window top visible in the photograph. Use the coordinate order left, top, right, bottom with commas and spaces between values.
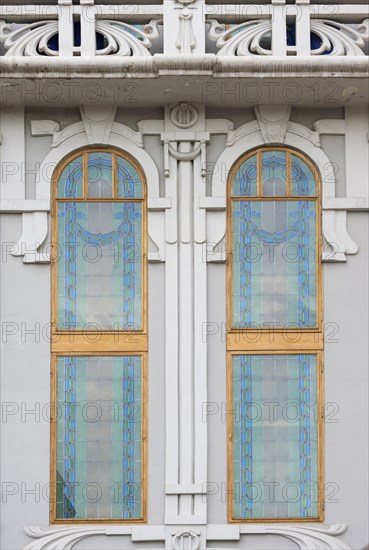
57, 149, 143, 200
231, 148, 317, 198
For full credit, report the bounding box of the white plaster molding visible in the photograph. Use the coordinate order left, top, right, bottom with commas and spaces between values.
23, 525, 165, 550
0, 19, 161, 57
14, 115, 162, 263
31, 119, 144, 149
94, 20, 161, 57
0, 200, 50, 212
314, 119, 346, 135
211, 117, 357, 262
171, 102, 199, 129
80, 105, 117, 144
12, 212, 49, 263
287, 121, 321, 148
309, 19, 369, 56
172, 529, 200, 550
30, 120, 60, 139
208, 18, 274, 56
23, 523, 349, 549
208, 15, 369, 57
206, 523, 350, 549
175, 1, 197, 55
255, 105, 291, 144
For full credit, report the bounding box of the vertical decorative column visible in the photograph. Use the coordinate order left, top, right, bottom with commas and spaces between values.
271, 0, 287, 55
163, 0, 205, 55
57, 0, 97, 56
58, 0, 74, 56
271, 0, 312, 56
161, 104, 209, 535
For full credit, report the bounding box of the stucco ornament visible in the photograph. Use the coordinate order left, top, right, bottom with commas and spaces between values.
23, 523, 350, 549
171, 102, 199, 129
172, 529, 200, 550
0, 19, 160, 56
175, 0, 197, 54
208, 18, 369, 56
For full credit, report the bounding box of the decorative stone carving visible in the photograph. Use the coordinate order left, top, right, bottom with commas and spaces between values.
80, 105, 117, 145
172, 529, 200, 550
210, 111, 365, 262
23, 523, 350, 549
0, 19, 160, 56
208, 18, 369, 56
208, 19, 274, 56
255, 105, 291, 144
12, 114, 164, 263
175, 0, 197, 54
171, 103, 199, 129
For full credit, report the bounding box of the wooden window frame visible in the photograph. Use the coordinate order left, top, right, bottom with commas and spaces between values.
49, 147, 148, 524
226, 146, 324, 523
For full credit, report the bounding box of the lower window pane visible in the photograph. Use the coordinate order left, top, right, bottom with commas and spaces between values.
55, 355, 143, 520
232, 354, 319, 520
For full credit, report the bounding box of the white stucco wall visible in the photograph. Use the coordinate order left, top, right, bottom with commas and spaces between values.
0, 105, 368, 550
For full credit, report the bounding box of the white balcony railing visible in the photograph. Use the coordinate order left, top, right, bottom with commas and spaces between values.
0, 0, 368, 59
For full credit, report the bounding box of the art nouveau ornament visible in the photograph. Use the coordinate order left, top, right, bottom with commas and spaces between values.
208, 17, 369, 56
23, 523, 350, 549
0, 19, 161, 56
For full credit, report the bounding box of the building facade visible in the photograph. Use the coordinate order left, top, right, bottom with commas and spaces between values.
0, 1, 368, 549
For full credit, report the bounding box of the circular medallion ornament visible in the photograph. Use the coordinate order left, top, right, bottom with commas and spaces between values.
172, 530, 200, 550
170, 102, 199, 129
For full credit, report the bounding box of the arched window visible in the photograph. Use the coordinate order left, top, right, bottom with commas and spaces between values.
227, 148, 323, 522
50, 148, 147, 523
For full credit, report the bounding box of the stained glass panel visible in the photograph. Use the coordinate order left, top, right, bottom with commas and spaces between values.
291, 154, 317, 197
232, 154, 258, 197
87, 152, 113, 198
262, 151, 287, 196
56, 355, 142, 520
57, 201, 142, 330
232, 200, 317, 328
57, 156, 83, 199
232, 354, 319, 519
117, 156, 143, 199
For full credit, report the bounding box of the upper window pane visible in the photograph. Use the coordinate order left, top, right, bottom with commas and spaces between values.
56, 150, 145, 332
117, 157, 143, 199
262, 151, 287, 197
232, 154, 258, 197
291, 154, 317, 197
58, 156, 83, 198
87, 152, 113, 198
57, 201, 142, 331
232, 199, 317, 329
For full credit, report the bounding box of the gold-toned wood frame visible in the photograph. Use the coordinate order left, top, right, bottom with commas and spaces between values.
226, 147, 324, 523
51, 147, 148, 343
50, 352, 147, 524
227, 147, 323, 349
50, 147, 148, 524
227, 350, 324, 523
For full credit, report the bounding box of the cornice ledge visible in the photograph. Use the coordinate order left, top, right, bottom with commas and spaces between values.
1, 55, 368, 79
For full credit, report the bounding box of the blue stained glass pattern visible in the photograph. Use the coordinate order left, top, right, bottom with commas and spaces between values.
232, 200, 317, 329
58, 201, 142, 330
56, 355, 142, 520
87, 152, 113, 198
291, 155, 317, 197
117, 157, 143, 199
232, 354, 318, 520
58, 156, 83, 198
262, 151, 287, 196
232, 155, 258, 197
